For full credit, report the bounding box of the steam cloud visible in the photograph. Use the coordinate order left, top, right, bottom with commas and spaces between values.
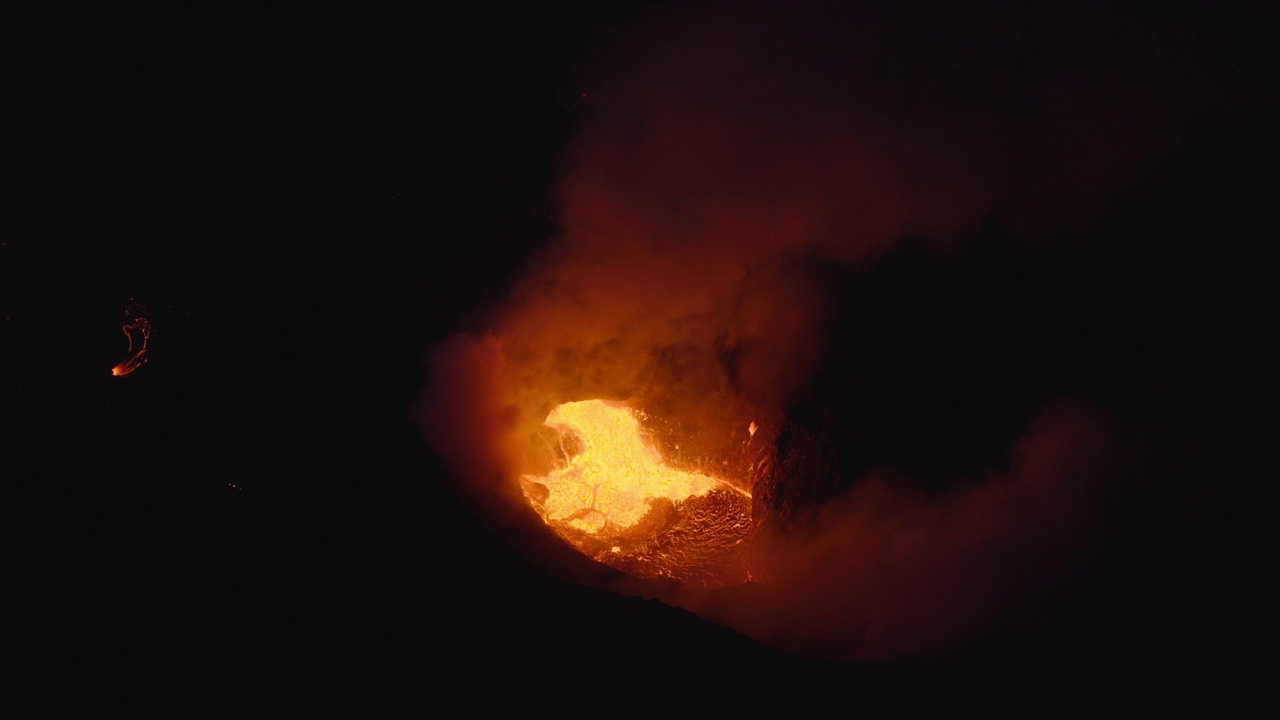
421, 1, 1193, 658
688, 400, 1122, 659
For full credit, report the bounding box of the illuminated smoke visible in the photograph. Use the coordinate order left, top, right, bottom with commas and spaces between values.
678, 400, 1123, 659
111, 297, 152, 377
420, 1, 1197, 658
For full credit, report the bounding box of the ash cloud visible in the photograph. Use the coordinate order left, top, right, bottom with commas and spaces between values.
421, 0, 1200, 657
679, 399, 1125, 659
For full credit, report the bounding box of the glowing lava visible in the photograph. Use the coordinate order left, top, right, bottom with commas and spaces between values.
521, 399, 753, 587
110, 298, 152, 377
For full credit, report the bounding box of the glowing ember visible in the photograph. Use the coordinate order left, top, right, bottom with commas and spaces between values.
521, 399, 754, 587
110, 298, 152, 377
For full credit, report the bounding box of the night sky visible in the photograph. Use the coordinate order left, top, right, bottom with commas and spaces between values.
2, 2, 1274, 717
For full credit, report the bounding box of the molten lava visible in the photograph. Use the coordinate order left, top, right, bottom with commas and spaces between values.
521, 399, 754, 588
110, 297, 152, 377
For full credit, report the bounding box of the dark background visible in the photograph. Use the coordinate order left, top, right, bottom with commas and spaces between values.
1, 2, 1274, 717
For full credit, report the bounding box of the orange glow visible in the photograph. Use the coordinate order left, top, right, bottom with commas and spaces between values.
110, 300, 152, 377
521, 399, 753, 586
525, 399, 747, 532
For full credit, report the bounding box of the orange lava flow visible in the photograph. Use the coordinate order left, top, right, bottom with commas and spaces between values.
111, 316, 152, 377
522, 400, 748, 533
520, 399, 758, 587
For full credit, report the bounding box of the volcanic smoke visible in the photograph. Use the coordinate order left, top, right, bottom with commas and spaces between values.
420, 1, 1194, 659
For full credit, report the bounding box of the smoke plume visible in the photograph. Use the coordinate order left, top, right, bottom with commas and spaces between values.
420, 0, 1194, 658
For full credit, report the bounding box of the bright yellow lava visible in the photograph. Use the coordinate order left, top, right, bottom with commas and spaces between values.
523, 399, 744, 535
